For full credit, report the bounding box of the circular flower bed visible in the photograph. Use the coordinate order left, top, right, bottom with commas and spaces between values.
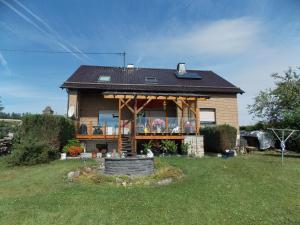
68, 158, 184, 187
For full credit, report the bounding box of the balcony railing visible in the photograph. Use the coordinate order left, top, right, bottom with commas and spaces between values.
76, 117, 197, 137
76, 120, 132, 136
135, 116, 197, 135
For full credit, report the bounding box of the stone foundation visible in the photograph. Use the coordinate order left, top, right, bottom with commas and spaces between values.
184, 135, 204, 158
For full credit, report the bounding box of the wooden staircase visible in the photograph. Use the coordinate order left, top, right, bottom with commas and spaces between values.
121, 135, 133, 156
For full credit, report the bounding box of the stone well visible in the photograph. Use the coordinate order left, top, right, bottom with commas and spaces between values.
104, 157, 154, 176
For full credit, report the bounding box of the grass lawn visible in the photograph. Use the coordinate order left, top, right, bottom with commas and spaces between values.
0, 153, 299, 225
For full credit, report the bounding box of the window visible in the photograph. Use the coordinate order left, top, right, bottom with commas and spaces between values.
200, 108, 216, 126
98, 75, 111, 82
98, 110, 118, 127
145, 77, 158, 84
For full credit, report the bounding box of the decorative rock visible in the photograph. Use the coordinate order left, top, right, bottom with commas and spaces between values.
83, 167, 92, 173
67, 171, 75, 180
157, 178, 173, 186
116, 177, 123, 184
74, 171, 80, 177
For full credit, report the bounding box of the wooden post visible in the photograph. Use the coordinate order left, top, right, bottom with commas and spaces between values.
165, 100, 168, 134
133, 97, 137, 155
181, 100, 184, 134
88, 121, 93, 135
118, 99, 122, 154
195, 100, 200, 135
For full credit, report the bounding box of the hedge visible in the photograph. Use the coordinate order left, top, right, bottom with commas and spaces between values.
20, 114, 75, 150
201, 124, 237, 153
7, 114, 75, 166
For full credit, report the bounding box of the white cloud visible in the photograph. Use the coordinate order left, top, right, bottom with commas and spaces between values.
0, 53, 8, 66
133, 17, 261, 57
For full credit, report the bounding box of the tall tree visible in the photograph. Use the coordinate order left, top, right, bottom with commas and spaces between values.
248, 67, 300, 124
0, 97, 4, 112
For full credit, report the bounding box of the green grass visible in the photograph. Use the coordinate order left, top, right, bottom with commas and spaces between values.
0, 153, 299, 225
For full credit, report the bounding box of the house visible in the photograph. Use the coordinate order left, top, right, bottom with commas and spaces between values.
61, 63, 243, 156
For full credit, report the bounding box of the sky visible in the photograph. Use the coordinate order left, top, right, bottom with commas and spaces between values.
1, 0, 300, 125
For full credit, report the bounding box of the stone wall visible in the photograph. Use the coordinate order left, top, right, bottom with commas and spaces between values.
184, 135, 204, 158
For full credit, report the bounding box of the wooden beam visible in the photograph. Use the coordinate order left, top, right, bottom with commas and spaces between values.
166, 96, 177, 100
120, 98, 131, 110
132, 97, 137, 155
137, 98, 153, 114
76, 135, 118, 140
120, 99, 134, 113
172, 100, 183, 111
181, 99, 196, 115
165, 101, 169, 133
118, 99, 122, 154
124, 95, 134, 99
135, 135, 184, 140
195, 100, 199, 135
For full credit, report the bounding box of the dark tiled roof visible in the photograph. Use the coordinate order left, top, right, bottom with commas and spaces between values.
61, 65, 244, 94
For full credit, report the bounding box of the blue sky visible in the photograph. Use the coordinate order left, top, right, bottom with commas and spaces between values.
1, 0, 300, 125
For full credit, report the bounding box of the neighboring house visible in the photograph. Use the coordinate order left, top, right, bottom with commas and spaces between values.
61, 63, 244, 155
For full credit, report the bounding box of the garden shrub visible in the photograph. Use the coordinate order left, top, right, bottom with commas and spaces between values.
7, 114, 75, 165
180, 142, 190, 155
201, 124, 237, 153
20, 114, 75, 150
0, 120, 20, 139
6, 138, 59, 166
161, 140, 177, 154
63, 139, 84, 156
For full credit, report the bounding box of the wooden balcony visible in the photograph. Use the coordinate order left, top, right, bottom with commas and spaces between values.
76, 116, 197, 140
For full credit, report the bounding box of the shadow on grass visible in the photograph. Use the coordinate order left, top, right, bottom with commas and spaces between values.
260, 152, 300, 159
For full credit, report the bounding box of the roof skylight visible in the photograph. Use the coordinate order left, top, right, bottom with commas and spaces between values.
145, 77, 158, 84
98, 75, 111, 82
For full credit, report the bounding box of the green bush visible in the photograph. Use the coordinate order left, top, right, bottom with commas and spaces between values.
142, 141, 152, 154
201, 124, 237, 153
20, 114, 75, 150
7, 114, 75, 166
161, 140, 177, 154
6, 138, 59, 166
180, 143, 190, 155
0, 120, 20, 139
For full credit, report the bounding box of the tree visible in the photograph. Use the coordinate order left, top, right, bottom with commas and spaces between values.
0, 97, 3, 112
248, 67, 300, 124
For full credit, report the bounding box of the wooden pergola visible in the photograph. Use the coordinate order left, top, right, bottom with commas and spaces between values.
103, 92, 209, 155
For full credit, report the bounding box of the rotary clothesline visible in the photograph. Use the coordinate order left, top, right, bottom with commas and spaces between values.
267, 128, 299, 166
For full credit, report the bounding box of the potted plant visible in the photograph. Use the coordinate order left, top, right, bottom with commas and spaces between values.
161, 140, 177, 155
63, 139, 84, 157
152, 118, 165, 133
92, 150, 98, 158
180, 142, 190, 155
142, 141, 152, 155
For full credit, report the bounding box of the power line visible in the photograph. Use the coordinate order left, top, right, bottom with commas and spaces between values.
0, 48, 125, 55
0, 48, 127, 68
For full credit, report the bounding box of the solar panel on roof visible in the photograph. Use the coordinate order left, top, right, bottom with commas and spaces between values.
175, 72, 203, 79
